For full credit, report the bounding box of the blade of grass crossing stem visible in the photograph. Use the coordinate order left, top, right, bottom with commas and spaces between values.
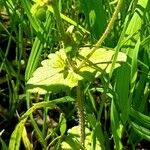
0, 36, 12, 71
80, 0, 106, 40
25, 13, 52, 81
141, 35, 150, 47
86, 114, 105, 149
130, 38, 140, 94
110, 99, 123, 150
114, 63, 130, 124
9, 96, 74, 150
29, 115, 47, 149
116, 1, 137, 48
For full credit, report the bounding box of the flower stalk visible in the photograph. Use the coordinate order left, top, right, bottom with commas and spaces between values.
76, 82, 85, 148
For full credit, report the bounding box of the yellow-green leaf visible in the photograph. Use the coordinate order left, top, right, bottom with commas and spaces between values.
22, 127, 33, 150
77, 47, 127, 76
27, 49, 83, 94
27, 47, 126, 94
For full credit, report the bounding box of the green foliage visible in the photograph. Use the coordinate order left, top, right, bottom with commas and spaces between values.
61, 126, 101, 150
80, 0, 107, 40
0, 0, 150, 149
59, 113, 67, 136
8, 96, 74, 150
27, 47, 126, 94
77, 47, 126, 75
27, 49, 83, 94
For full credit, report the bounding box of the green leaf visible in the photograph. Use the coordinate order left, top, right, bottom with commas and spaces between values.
23, 0, 53, 81
30, 0, 49, 16
130, 108, 150, 129
130, 121, 150, 141
0, 134, 8, 150
111, 100, 123, 150
59, 113, 67, 136
61, 125, 101, 150
61, 136, 80, 150
22, 127, 33, 150
27, 47, 126, 94
120, 0, 148, 55
80, 0, 106, 40
77, 47, 127, 79
86, 114, 105, 149
27, 49, 83, 94
114, 63, 130, 123
9, 96, 74, 150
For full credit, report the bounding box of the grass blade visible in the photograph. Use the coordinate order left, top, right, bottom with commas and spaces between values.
9, 96, 74, 150
130, 121, 150, 141
80, 0, 106, 40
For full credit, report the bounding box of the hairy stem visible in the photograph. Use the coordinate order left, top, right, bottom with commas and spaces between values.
77, 0, 123, 70
76, 82, 85, 148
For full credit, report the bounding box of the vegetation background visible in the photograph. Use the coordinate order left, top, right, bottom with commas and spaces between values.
0, 0, 150, 149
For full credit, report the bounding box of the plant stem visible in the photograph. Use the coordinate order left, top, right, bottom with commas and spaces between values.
43, 93, 50, 138
51, 0, 67, 41
26, 92, 47, 149
76, 82, 85, 148
77, 0, 123, 70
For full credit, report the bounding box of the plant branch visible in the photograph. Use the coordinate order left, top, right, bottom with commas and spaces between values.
77, 0, 123, 70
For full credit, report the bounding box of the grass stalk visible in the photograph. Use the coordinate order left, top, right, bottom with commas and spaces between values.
77, 0, 123, 70
42, 93, 50, 138
26, 92, 47, 149
51, 0, 67, 41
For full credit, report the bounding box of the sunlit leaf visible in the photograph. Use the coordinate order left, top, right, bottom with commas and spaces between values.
27, 47, 126, 94
77, 47, 127, 78
22, 127, 33, 150
31, 0, 49, 15
59, 113, 67, 136
47, 49, 67, 70
27, 49, 83, 94
61, 125, 101, 150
